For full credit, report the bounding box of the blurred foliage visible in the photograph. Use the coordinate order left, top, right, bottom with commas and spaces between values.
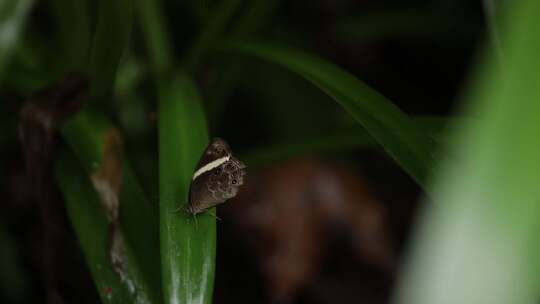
0, 0, 33, 80
397, 1, 540, 304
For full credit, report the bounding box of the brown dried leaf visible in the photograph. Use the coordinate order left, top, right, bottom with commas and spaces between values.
107, 222, 126, 277
88, 128, 129, 278
90, 129, 124, 222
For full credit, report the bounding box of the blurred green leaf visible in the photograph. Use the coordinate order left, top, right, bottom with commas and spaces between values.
188, 0, 212, 24
241, 126, 375, 166
183, 0, 243, 71
242, 116, 452, 166
56, 150, 159, 304
61, 110, 161, 304
90, 0, 133, 102
3, 28, 66, 92
333, 8, 449, 42
207, 0, 282, 124
50, 0, 91, 70
222, 41, 435, 187
135, 0, 173, 80
396, 1, 540, 304
482, 0, 503, 59
158, 73, 215, 304
230, 0, 281, 35
115, 55, 146, 96
0, 0, 33, 81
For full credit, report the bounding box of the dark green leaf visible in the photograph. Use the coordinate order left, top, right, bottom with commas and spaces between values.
89, 0, 133, 101
183, 0, 243, 71
0, 0, 33, 81
56, 150, 159, 304
222, 41, 435, 187
61, 110, 161, 304
207, 0, 282, 123
242, 116, 452, 167
135, 0, 173, 80
50, 0, 91, 70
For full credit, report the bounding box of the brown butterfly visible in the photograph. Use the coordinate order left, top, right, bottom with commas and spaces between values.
184, 138, 246, 215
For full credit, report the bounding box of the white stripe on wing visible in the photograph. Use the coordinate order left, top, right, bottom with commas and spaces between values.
192, 154, 231, 180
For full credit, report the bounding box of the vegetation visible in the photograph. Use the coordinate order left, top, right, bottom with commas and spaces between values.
1, 0, 539, 303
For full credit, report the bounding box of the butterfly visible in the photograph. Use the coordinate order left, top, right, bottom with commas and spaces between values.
184, 138, 246, 215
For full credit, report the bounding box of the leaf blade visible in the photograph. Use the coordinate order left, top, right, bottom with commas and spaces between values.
222, 41, 434, 186
158, 73, 215, 304
396, 1, 540, 304
89, 0, 133, 102
60, 110, 162, 304
0, 0, 33, 81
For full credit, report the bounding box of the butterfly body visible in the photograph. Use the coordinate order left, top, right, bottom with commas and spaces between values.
185, 138, 246, 214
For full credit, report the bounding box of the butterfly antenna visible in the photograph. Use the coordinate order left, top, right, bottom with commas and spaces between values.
205, 210, 222, 221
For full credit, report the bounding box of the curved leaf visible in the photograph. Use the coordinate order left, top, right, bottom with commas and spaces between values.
183, 0, 243, 71
56, 149, 159, 304
396, 1, 540, 304
0, 0, 33, 81
50, 0, 91, 70
222, 41, 434, 186
90, 0, 133, 102
60, 110, 161, 304
135, 0, 173, 80
242, 116, 451, 167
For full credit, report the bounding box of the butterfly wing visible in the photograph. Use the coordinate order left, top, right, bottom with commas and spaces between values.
187, 138, 246, 214
188, 156, 246, 213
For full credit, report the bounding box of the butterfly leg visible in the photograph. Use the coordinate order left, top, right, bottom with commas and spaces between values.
171, 204, 187, 214
193, 213, 198, 231
205, 209, 221, 221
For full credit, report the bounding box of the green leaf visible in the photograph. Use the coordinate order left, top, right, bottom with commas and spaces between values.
50, 0, 91, 70
158, 73, 215, 304
90, 0, 133, 102
482, 0, 503, 59
221, 41, 435, 187
333, 8, 448, 42
242, 116, 451, 167
206, 0, 283, 123
56, 150, 159, 304
0, 0, 33, 81
60, 110, 161, 304
230, 0, 282, 36
183, 0, 243, 71
135, 0, 173, 80
396, 1, 540, 304
188, 0, 212, 25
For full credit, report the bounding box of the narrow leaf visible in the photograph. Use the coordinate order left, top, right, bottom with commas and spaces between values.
135, 0, 173, 80
222, 41, 435, 186
158, 73, 215, 304
50, 0, 91, 70
242, 116, 451, 167
56, 150, 158, 304
183, 0, 243, 71
396, 1, 540, 304
0, 0, 33, 81
61, 110, 161, 304
90, 0, 133, 102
